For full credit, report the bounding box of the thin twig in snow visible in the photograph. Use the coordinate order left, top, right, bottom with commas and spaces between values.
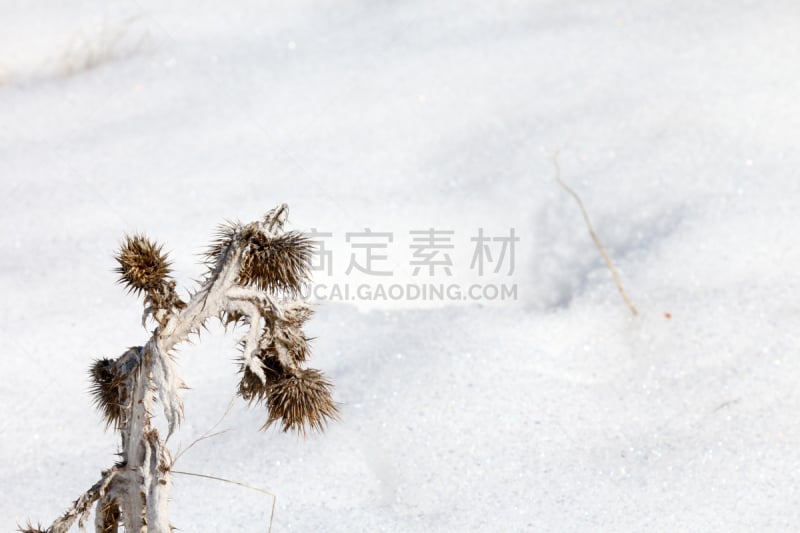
171, 470, 277, 533
551, 151, 638, 316
173, 395, 236, 465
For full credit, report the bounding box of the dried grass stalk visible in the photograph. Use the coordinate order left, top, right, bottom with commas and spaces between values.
552, 152, 639, 316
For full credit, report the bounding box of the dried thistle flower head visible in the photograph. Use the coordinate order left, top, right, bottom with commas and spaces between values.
207, 221, 313, 294
239, 228, 313, 294
90, 358, 124, 428
265, 368, 338, 435
237, 354, 284, 403
115, 234, 172, 295
115, 234, 185, 319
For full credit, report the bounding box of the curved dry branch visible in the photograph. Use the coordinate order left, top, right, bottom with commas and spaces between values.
551, 152, 638, 316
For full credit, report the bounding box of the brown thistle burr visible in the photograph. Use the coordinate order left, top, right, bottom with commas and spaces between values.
89, 357, 125, 429
264, 368, 338, 435
207, 223, 313, 295
237, 351, 285, 403
114, 234, 172, 295
115, 234, 185, 318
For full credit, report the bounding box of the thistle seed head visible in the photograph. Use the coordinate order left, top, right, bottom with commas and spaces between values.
115, 234, 172, 295
264, 368, 338, 435
90, 358, 125, 428
237, 355, 284, 403
238, 228, 313, 294
205, 215, 312, 294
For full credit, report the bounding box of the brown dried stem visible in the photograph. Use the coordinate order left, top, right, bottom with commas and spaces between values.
551, 151, 638, 316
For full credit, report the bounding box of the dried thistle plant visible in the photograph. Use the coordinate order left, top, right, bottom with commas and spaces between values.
21, 204, 337, 533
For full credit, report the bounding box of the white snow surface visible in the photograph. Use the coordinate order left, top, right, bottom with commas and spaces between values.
2, 0, 800, 531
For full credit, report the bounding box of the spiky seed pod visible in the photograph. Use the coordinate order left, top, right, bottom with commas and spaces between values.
206, 220, 313, 294
90, 358, 125, 428
237, 355, 285, 403
264, 368, 338, 435
239, 228, 313, 294
115, 234, 172, 295
115, 235, 185, 319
